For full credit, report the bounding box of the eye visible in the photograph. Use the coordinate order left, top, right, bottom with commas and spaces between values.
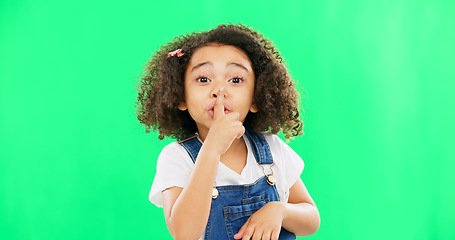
229, 77, 243, 84
196, 77, 211, 83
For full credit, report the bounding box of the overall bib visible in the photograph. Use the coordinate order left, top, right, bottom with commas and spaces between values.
178, 128, 296, 240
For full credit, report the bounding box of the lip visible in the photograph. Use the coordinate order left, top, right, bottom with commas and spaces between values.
208, 103, 231, 117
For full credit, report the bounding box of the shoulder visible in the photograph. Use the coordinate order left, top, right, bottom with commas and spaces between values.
150, 141, 194, 207
261, 132, 304, 169
160, 141, 186, 156
261, 132, 289, 154
156, 141, 194, 170
159, 141, 191, 158
261, 132, 284, 148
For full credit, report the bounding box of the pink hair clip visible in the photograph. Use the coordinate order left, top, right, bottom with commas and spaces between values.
167, 49, 184, 58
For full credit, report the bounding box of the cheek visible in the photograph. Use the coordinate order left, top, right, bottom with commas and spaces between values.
245, 84, 256, 103
183, 82, 196, 101
185, 88, 207, 107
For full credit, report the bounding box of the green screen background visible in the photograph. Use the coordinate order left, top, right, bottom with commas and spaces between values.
1, 0, 454, 239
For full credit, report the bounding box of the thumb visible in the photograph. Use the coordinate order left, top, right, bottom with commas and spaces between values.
213, 87, 225, 119
233, 218, 249, 239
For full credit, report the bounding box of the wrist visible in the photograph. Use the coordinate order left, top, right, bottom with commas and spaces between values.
200, 143, 223, 160
268, 201, 287, 222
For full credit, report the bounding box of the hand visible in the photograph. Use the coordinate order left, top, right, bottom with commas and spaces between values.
234, 202, 285, 240
205, 88, 245, 155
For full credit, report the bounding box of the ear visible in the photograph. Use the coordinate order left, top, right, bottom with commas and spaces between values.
249, 104, 259, 113
178, 101, 187, 111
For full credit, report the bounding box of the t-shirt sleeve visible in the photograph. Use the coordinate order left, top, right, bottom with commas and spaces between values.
267, 134, 305, 190
149, 142, 194, 208
280, 138, 305, 190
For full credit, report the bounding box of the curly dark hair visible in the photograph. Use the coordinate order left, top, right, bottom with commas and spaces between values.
136, 23, 303, 140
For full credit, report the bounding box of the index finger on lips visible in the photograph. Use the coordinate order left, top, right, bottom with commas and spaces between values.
213, 88, 225, 119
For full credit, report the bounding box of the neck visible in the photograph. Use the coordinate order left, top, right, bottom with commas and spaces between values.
197, 128, 209, 142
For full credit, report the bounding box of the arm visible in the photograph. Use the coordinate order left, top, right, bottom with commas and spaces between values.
162, 146, 222, 240
281, 178, 320, 236
162, 88, 245, 240
234, 178, 320, 239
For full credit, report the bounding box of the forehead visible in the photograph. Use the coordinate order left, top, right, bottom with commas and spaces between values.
188, 45, 252, 70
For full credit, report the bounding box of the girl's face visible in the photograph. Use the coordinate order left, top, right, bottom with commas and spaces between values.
179, 44, 258, 139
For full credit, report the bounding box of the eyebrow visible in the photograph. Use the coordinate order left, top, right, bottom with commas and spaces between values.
227, 62, 249, 72
190, 62, 249, 72
191, 62, 212, 72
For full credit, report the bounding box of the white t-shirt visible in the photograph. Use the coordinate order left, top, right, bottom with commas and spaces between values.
149, 132, 304, 207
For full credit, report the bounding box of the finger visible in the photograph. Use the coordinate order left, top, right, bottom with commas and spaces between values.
261, 229, 272, 240
236, 125, 245, 139
251, 230, 262, 240
213, 87, 225, 119
234, 218, 249, 239
271, 230, 280, 240
242, 225, 255, 240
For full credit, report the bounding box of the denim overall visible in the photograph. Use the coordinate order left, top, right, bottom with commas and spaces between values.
178, 128, 296, 240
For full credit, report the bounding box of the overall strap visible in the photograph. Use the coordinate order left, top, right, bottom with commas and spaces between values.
244, 128, 274, 165
177, 128, 274, 165
177, 133, 201, 164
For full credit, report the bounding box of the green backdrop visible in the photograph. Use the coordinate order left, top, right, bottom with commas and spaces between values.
1, 0, 454, 239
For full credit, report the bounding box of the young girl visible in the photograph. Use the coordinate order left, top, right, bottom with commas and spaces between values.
136, 24, 320, 240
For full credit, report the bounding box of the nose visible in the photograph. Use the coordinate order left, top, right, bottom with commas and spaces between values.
211, 84, 227, 98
